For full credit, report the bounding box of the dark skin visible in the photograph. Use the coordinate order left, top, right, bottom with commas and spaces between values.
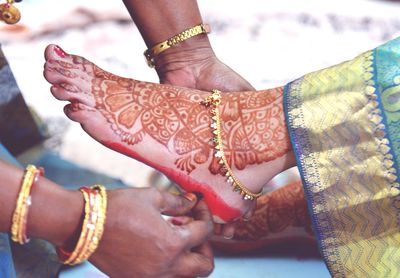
122, 0, 255, 91
0, 159, 214, 278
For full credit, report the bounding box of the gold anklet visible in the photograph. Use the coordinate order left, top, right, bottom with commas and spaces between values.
201, 89, 262, 201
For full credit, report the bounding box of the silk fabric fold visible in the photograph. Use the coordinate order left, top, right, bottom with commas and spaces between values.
285, 37, 400, 277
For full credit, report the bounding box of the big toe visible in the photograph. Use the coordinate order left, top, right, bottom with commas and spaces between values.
44, 44, 68, 61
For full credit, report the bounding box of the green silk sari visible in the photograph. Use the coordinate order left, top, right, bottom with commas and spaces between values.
285, 37, 400, 277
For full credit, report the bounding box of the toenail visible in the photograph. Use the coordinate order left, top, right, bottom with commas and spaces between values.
54, 45, 66, 58
223, 234, 234, 240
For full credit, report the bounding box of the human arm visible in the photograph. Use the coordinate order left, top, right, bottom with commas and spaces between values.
122, 0, 255, 91
0, 159, 83, 247
0, 159, 214, 277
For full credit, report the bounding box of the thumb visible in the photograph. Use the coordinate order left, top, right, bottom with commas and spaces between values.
158, 191, 198, 216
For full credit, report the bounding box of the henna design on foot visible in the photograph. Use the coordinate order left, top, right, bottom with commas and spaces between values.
43, 44, 296, 222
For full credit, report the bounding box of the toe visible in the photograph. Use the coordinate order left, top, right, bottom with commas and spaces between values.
63, 103, 117, 144
51, 85, 95, 107
43, 62, 74, 86
44, 44, 67, 61
63, 102, 97, 123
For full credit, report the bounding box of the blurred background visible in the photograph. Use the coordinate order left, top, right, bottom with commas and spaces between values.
1, 0, 400, 277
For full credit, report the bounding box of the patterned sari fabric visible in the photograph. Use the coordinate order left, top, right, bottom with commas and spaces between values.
285, 37, 400, 277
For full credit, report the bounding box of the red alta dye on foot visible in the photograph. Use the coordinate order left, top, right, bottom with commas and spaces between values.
105, 141, 242, 222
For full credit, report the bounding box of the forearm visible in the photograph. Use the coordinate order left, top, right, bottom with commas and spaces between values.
0, 159, 83, 247
122, 0, 207, 47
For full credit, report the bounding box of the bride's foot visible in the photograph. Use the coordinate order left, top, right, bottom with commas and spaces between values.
43, 44, 296, 223
211, 178, 316, 253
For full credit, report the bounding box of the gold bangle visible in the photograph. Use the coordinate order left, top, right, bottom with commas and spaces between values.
11, 164, 43, 244
76, 185, 107, 263
61, 188, 91, 265
144, 23, 211, 68
58, 185, 107, 265
201, 89, 263, 201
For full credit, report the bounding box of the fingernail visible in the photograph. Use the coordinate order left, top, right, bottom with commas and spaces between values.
214, 224, 222, 235
171, 217, 184, 226
54, 45, 67, 58
182, 192, 197, 202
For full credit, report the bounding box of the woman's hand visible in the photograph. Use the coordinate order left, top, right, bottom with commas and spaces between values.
155, 42, 255, 92
89, 188, 214, 278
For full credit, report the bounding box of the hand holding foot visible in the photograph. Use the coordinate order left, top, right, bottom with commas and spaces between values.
43, 44, 296, 223
155, 44, 255, 92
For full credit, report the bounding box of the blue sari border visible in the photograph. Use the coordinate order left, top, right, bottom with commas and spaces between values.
283, 81, 343, 277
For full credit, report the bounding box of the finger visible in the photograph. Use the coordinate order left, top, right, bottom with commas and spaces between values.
192, 241, 214, 261
178, 220, 213, 248
178, 201, 213, 247
169, 216, 193, 226
157, 191, 197, 216
174, 251, 214, 278
222, 222, 237, 239
213, 223, 223, 236
192, 201, 212, 223
243, 201, 256, 221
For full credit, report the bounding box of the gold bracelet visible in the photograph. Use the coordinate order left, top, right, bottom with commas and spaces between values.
58, 185, 108, 265
75, 185, 107, 263
201, 89, 263, 201
61, 188, 91, 265
11, 164, 43, 244
144, 23, 211, 68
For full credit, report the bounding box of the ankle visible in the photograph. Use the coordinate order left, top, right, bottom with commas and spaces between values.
217, 88, 296, 189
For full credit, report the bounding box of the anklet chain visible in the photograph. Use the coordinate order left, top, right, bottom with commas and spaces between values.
201, 89, 262, 201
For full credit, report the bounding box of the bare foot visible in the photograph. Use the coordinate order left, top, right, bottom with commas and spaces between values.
211, 179, 315, 253
43, 44, 296, 223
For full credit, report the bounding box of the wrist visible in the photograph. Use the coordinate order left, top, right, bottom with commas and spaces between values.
27, 183, 84, 247
154, 36, 216, 77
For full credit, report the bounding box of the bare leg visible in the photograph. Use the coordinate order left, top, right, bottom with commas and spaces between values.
43, 44, 296, 223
